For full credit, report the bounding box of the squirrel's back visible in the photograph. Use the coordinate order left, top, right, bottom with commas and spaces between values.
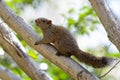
35, 18, 114, 68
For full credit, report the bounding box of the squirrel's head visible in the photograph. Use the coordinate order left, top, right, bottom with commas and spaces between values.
35, 18, 52, 29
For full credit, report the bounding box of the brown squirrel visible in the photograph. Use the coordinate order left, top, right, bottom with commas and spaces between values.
34, 18, 113, 68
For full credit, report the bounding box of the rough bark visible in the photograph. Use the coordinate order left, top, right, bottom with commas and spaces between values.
0, 23, 52, 80
0, 0, 99, 80
89, 0, 120, 51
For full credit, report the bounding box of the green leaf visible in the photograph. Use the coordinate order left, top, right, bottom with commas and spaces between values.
68, 18, 75, 25
68, 8, 75, 13
28, 49, 38, 59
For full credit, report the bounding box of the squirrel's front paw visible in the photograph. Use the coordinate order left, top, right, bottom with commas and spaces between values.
34, 41, 39, 45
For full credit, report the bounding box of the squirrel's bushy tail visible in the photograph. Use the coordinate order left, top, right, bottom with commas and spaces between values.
74, 50, 113, 68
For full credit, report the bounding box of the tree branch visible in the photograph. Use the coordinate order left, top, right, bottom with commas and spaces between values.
0, 0, 99, 80
0, 23, 52, 80
0, 66, 21, 80
89, 0, 120, 51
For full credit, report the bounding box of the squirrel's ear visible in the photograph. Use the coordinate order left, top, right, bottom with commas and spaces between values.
47, 20, 52, 25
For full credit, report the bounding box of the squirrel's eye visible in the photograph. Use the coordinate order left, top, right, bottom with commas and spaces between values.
42, 20, 45, 22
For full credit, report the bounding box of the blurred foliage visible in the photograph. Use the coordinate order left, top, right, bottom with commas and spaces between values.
41, 59, 74, 80
0, 0, 119, 80
64, 6, 100, 35
0, 53, 30, 80
5, 0, 48, 14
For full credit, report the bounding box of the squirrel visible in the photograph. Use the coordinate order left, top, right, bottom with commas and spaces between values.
34, 18, 113, 68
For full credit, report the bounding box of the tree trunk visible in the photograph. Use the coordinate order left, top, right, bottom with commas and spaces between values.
0, 0, 99, 80
89, 0, 120, 51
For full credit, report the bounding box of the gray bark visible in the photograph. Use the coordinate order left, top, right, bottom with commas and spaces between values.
0, 23, 52, 80
89, 0, 120, 51
0, 66, 21, 80
0, 0, 99, 80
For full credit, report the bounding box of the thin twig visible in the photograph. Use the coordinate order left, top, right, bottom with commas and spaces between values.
99, 59, 120, 78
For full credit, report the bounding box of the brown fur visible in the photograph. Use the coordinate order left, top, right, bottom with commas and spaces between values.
35, 18, 113, 68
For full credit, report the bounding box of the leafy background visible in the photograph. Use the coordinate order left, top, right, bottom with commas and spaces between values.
0, 0, 120, 80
